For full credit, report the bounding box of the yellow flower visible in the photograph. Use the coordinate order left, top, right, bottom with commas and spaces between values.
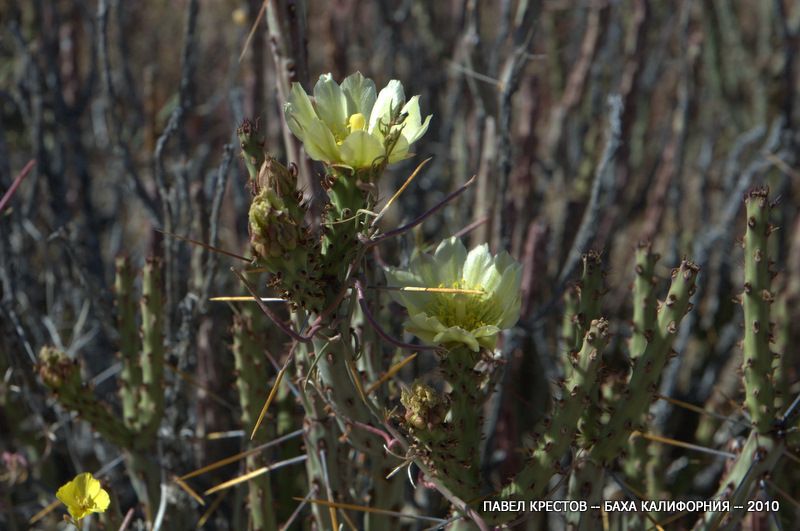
284, 72, 431, 169
385, 237, 522, 352
56, 473, 110, 521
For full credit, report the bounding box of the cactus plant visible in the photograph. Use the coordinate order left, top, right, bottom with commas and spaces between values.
38, 258, 167, 520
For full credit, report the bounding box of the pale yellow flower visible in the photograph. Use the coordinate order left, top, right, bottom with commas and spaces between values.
385, 237, 522, 352
284, 72, 431, 169
56, 472, 110, 522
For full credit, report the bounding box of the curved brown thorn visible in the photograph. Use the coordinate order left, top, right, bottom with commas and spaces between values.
231, 267, 312, 343
354, 279, 437, 351
0, 159, 35, 213
366, 175, 476, 247
158, 228, 253, 262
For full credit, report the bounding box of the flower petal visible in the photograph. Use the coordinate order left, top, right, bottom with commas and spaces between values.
387, 134, 411, 164
56, 481, 79, 506
433, 326, 481, 352
338, 131, 385, 168
498, 294, 522, 329
341, 72, 377, 118
399, 96, 431, 145
369, 80, 405, 136
433, 237, 468, 284
84, 474, 101, 498
284, 83, 317, 141
384, 268, 427, 314
92, 488, 111, 512
406, 312, 447, 345
462, 244, 493, 287
313, 74, 348, 140
301, 118, 341, 163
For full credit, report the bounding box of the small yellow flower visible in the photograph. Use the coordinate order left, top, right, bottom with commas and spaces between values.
56, 472, 110, 522
284, 72, 431, 169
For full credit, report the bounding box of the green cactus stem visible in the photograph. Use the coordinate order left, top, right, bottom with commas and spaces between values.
231, 309, 278, 531
400, 379, 482, 508
311, 323, 405, 531
436, 345, 486, 501
696, 187, 785, 530
238, 119, 266, 183
319, 165, 373, 285
563, 253, 607, 523
573, 252, 606, 447
741, 187, 777, 434
115, 257, 142, 431
591, 259, 699, 465
248, 187, 326, 313
563, 252, 605, 354
561, 284, 580, 352
630, 242, 660, 359
773, 289, 789, 409
38, 347, 134, 449
624, 242, 660, 493
693, 432, 783, 530
501, 319, 609, 501
138, 258, 165, 439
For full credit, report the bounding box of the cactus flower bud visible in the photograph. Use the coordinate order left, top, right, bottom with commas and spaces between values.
401, 382, 449, 431
249, 189, 300, 260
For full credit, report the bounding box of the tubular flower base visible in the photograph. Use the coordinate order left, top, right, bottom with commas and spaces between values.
56, 473, 110, 522
385, 237, 522, 352
284, 72, 431, 169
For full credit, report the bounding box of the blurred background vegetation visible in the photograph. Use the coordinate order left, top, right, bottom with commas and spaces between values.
1, 0, 800, 529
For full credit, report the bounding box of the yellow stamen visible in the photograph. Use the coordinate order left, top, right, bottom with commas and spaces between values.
348, 113, 366, 132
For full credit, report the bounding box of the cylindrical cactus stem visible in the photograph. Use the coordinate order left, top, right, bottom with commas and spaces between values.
772, 288, 789, 409
592, 259, 699, 464
741, 187, 777, 434
693, 432, 783, 530
630, 241, 660, 359
138, 257, 165, 440
561, 284, 580, 354
38, 346, 135, 449
571, 252, 606, 469
500, 319, 609, 502
319, 165, 372, 282
400, 381, 478, 504
291, 316, 342, 531
232, 310, 278, 531
248, 184, 326, 314
563, 252, 605, 354
576, 251, 605, 343
115, 257, 143, 431
436, 345, 486, 500
311, 328, 404, 531
624, 242, 659, 492
238, 119, 266, 183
